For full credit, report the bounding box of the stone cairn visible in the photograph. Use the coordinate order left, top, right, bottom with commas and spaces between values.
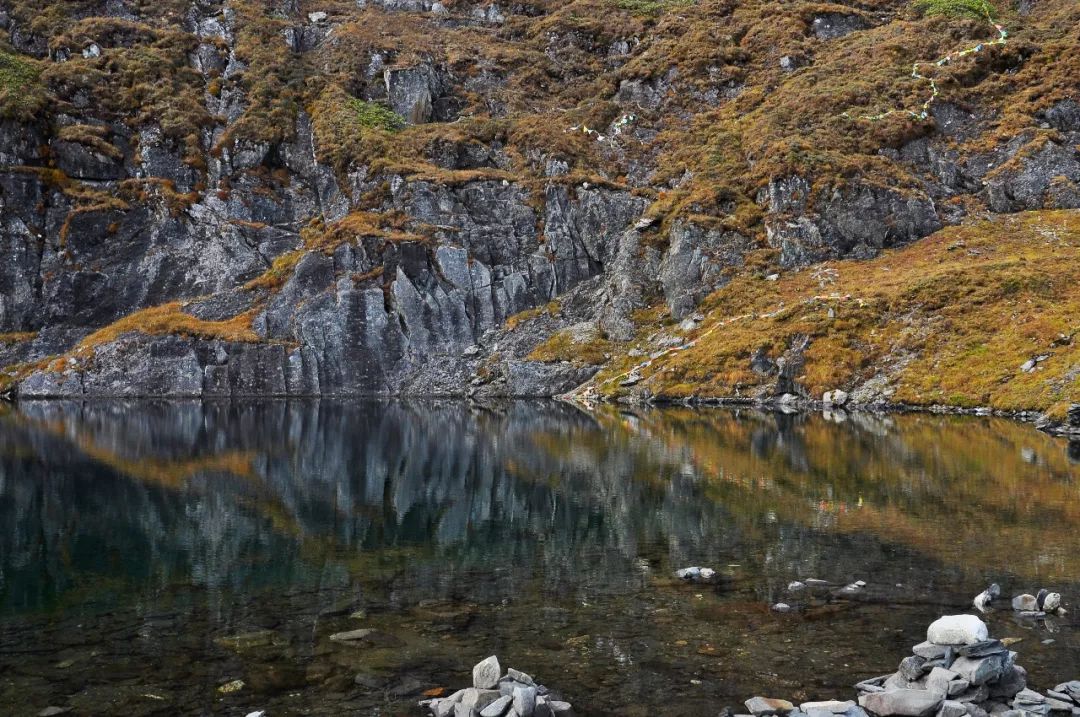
419, 655, 575, 717
741, 614, 1080, 717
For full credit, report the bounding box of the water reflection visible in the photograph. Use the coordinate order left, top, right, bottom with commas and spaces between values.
0, 401, 1078, 716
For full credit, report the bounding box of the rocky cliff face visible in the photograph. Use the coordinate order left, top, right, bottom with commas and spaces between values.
0, 0, 1077, 403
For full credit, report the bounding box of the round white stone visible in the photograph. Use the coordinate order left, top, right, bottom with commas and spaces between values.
926, 615, 988, 646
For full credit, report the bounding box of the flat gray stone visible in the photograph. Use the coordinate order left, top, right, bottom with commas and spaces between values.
481, 695, 513, 717
802, 702, 856, 714
915, 642, 952, 660
940, 701, 969, 717
955, 686, 992, 704
513, 685, 538, 717
547, 701, 573, 716
952, 655, 1006, 685
928, 667, 969, 698
747, 697, 796, 715
508, 668, 535, 686
860, 690, 943, 717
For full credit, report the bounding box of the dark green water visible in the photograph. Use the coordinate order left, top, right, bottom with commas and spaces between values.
1, 400, 1079, 716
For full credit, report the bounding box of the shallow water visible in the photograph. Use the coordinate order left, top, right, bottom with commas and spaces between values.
1, 400, 1079, 716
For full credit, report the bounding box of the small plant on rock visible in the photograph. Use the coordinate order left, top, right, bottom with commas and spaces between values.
912, 0, 996, 20
347, 98, 406, 132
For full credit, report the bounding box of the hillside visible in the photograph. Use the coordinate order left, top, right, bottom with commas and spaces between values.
0, 0, 1077, 423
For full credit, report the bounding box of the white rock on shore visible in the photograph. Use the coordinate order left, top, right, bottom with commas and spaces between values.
926, 615, 988, 646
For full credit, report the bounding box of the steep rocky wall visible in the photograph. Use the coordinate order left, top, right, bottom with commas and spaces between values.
1, 0, 1078, 399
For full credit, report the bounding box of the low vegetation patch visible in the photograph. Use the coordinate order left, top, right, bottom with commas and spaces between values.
348, 98, 405, 132
78, 301, 262, 349
912, 0, 996, 20
0, 47, 48, 120
615, 0, 695, 15
528, 329, 613, 365
593, 210, 1080, 417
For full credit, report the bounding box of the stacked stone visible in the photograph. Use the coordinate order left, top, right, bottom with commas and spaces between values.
420, 656, 574, 717
741, 615, 1077, 717
854, 615, 1051, 717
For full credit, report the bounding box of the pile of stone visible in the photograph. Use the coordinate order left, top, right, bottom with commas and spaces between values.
741, 614, 1080, 717
419, 656, 574, 717
854, 615, 1051, 717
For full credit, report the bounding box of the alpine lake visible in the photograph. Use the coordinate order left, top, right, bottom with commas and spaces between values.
2, 400, 1079, 716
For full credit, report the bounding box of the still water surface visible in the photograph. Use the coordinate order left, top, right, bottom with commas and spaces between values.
1, 400, 1079, 716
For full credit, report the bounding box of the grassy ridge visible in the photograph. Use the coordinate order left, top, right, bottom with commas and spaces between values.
581, 210, 1080, 417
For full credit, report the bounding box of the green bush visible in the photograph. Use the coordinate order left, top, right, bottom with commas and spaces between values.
912, 0, 996, 21
347, 98, 405, 132
0, 48, 48, 120
615, 0, 694, 16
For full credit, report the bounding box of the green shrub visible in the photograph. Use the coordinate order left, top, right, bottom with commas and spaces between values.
912, 0, 996, 21
347, 98, 406, 132
0, 48, 48, 120
615, 0, 694, 16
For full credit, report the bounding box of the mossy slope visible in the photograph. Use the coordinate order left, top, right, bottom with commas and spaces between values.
583, 210, 1079, 417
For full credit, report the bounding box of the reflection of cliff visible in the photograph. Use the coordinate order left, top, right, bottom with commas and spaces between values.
2, 401, 1078, 617
577, 407, 1080, 581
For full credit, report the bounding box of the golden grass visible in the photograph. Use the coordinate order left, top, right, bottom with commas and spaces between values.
78, 301, 261, 349
0, 332, 37, 345
592, 210, 1080, 415
528, 329, 613, 365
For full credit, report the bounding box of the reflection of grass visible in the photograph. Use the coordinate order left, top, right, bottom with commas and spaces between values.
73, 437, 257, 488
535, 407, 1080, 581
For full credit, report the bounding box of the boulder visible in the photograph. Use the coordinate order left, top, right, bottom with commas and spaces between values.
927, 616, 989, 646
1012, 595, 1039, 612
473, 656, 502, 689
823, 389, 849, 406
